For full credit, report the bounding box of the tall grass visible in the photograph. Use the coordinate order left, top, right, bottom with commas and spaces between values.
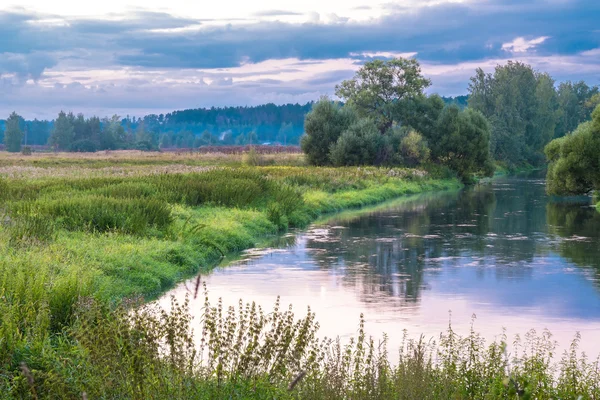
0, 162, 466, 398
4, 293, 598, 399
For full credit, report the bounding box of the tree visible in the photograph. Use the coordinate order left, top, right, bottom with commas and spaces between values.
399, 94, 445, 136
100, 115, 125, 150
556, 81, 600, 138
49, 111, 75, 151
335, 58, 431, 133
196, 130, 217, 147
329, 119, 383, 166
427, 105, 494, 182
468, 61, 566, 166
301, 98, 357, 165
4, 112, 24, 152
545, 105, 600, 195
277, 122, 293, 145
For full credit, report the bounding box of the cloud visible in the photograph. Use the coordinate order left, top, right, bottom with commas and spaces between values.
502, 36, 550, 53
0, 52, 57, 81
1, 0, 599, 117
253, 10, 303, 17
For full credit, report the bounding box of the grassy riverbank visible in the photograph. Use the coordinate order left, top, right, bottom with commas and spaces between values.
0, 151, 464, 398
1, 151, 598, 399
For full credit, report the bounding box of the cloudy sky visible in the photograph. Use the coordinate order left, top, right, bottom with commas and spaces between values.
1, 0, 599, 119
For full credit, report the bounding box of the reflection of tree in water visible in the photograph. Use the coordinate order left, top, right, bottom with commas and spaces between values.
547, 202, 600, 285
304, 188, 498, 306
303, 178, 573, 307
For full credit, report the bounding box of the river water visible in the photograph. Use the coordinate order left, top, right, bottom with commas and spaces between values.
159, 175, 600, 357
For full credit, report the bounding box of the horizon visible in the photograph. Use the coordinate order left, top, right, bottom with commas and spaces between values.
1, 0, 599, 119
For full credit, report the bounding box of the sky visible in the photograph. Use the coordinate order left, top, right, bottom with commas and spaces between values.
0, 0, 599, 119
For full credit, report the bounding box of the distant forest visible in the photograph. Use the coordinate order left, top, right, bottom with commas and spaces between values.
0, 97, 466, 151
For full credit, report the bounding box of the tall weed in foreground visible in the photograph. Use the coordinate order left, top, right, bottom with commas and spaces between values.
7, 289, 599, 399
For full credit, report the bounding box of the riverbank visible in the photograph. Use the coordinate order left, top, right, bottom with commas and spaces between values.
0, 151, 464, 397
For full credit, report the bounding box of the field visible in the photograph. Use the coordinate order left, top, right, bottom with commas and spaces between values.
1, 150, 598, 399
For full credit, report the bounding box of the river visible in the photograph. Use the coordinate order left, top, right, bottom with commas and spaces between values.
159, 174, 600, 358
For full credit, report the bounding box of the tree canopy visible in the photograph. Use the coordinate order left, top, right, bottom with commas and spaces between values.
335, 58, 431, 133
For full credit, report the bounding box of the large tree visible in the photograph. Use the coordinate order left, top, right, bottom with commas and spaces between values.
427, 105, 494, 182
3, 112, 24, 153
49, 111, 75, 151
335, 58, 431, 133
468, 61, 564, 166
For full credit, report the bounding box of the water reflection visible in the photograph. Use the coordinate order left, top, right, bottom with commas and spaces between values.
160, 175, 600, 357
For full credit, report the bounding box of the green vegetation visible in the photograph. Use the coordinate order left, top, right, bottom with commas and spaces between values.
3, 112, 24, 153
301, 58, 494, 182
545, 105, 600, 201
469, 61, 599, 167
5, 291, 599, 399
0, 152, 464, 397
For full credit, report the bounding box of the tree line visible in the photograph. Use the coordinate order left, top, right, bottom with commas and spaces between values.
1, 59, 598, 162
0, 104, 314, 152
300, 58, 599, 182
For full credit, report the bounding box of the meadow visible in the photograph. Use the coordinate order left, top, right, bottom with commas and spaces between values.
1, 150, 598, 399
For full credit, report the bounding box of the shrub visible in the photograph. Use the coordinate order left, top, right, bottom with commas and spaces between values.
545, 105, 600, 195
20, 146, 32, 155
399, 130, 430, 167
301, 98, 357, 165
242, 147, 273, 166
329, 119, 383, 166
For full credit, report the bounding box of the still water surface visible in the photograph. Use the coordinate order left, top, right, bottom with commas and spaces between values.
160, 175, 600, 356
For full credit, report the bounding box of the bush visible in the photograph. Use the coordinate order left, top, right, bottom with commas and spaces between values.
242, 147, 273, 166
20, 146, 32, 155
399, 130, 430, 167
330, 119, 384, 166
301, 98, 357, 165
70, 139, 98, 153
545, 105, 600, 195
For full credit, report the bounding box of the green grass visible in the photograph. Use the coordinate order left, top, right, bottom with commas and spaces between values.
3, 157, 597, 398
0, 162, 464, 399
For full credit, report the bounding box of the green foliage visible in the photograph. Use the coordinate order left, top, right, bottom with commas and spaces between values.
20, 146, 32, 156
469, 62, 599, 167
329, 119, 383, 166
4, 112, 24, 153
399, 130, 430, 167
545, 106, 600, 195
2, 293, 598, 399
70, 139, 98, 152
301, 98, 356, 165
335, 58, 431, 132
49, 111, 75, 151
428, 105, 494, 182
242, 147, 273, 166
399, 94, 445, 135
0, 161, 461, 399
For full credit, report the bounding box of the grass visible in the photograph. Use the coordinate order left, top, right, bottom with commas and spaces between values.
2, 150, 597, 398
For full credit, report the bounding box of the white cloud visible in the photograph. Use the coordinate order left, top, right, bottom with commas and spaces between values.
349, 51, 418, 58
501, 36, 550, 53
